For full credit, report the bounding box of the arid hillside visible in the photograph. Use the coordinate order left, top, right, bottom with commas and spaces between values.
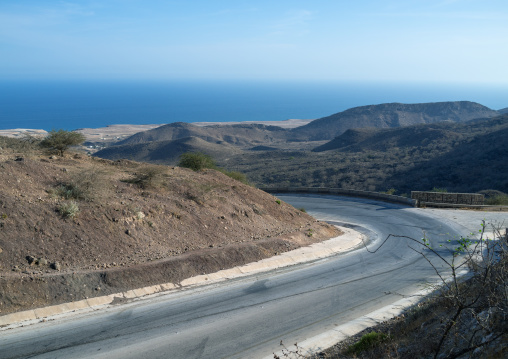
0, 140, 339, 314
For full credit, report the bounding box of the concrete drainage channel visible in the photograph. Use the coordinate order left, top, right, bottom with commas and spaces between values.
0, 226, 363, 329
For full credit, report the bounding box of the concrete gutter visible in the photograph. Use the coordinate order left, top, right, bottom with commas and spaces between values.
0, 226, 363, 328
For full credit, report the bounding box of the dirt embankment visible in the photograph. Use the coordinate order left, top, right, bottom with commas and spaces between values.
0, 151, 339, 315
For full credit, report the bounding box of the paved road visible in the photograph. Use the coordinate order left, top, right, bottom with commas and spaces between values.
1, 195, 505, 359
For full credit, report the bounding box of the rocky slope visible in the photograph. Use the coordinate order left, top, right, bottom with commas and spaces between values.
290, 101, 499, 141
0, 144, 339, 315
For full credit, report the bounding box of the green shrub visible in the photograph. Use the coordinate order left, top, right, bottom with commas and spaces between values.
125, 165, 167, 189
58, 201, 80, 218
431, 187, 448, 193
298, 207, 307, 213
40, 129, 85, 156
54, 184, 83, 200
346, 332, 390, 354
178, 152, 216, 171
485, 194, 508, 205
50, 167, 110, 201
220, 170, 249, 184
0, 134, 41, 153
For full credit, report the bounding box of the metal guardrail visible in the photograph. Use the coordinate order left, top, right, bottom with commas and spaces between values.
258, 187, 508, 211
258, 187, 417, 207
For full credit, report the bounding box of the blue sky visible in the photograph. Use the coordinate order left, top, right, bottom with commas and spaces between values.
1, 0, 507, 83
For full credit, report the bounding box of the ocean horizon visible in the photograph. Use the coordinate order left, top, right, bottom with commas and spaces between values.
0, 80, 506, 131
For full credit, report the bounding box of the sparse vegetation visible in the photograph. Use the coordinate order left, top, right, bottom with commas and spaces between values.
40, 129, 86, 156
124, 164, 168, 189
178, 152, 250, 185
49, 167, 110, 202
431, 187, 448, 193
484, 193, 508, 205
220, 169, 249, 184
0, 134, 41, 153
383, 188, 396, 195
58, 200, 80, 218
178, 152, 216, 171
345, 332, 390, 355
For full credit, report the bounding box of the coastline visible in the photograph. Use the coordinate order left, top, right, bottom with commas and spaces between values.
0, 119, 312, 143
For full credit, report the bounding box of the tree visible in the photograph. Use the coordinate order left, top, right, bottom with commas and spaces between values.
40, 129, 86, 156
178, 152, 216, 171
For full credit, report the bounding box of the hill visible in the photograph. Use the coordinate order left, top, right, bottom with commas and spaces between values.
94, 101, 498, 165
313, 125, 461, 152
91, 102, 506, 194
223, 115, 508, 194
290, 101, 499, 141
96, 136, 242, 164
384, 120, 508, 193
0, 139, 339, 314
499, 107, 508, 114
117, 122, 288, 147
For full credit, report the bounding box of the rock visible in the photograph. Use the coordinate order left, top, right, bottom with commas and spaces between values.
0, 247, 2, 254
15, 157, 24, 162
50, 155, 58, 160
50, 262, 61, 271
26, 255, 36, 265
37, 258, 48, 266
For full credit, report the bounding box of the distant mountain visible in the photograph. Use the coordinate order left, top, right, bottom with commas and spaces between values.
117, 122, 288, 147
313, 125, 461, 152
290, 101, 499, 141
383, 115, 508, 193
95, 136, 242, 164
499, 107, 508, 114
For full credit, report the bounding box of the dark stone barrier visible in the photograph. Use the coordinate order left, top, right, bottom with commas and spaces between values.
411, 191, 484, 206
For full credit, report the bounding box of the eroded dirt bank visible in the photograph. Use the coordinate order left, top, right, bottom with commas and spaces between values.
0, 152, 339, 315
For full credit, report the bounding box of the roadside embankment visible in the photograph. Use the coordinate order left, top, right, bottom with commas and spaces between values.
0, 226, 362, 328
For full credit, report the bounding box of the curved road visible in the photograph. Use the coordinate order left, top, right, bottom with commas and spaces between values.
1, 194, 505, 359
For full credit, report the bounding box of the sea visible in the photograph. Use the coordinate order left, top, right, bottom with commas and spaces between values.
0, 80, 506, 131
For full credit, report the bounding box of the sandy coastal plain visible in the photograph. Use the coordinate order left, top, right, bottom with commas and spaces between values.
0, 119, 312, 144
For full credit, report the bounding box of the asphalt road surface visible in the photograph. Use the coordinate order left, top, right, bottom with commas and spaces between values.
1, 194, 505, 359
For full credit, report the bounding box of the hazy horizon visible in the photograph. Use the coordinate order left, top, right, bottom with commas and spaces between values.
1, 1, 507, 84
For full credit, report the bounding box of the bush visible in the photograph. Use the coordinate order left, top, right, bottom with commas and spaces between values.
50, 167, 110, 201
431, 187, 448, 193
346, 332, 390, 354
178, 152, 216, 171
485, 194, 508, 205
125, 165, 167, 189
220, 170, 249, 184
40, 129, 85, 156
0, 134, 41, 153
58, 201, 80, 218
